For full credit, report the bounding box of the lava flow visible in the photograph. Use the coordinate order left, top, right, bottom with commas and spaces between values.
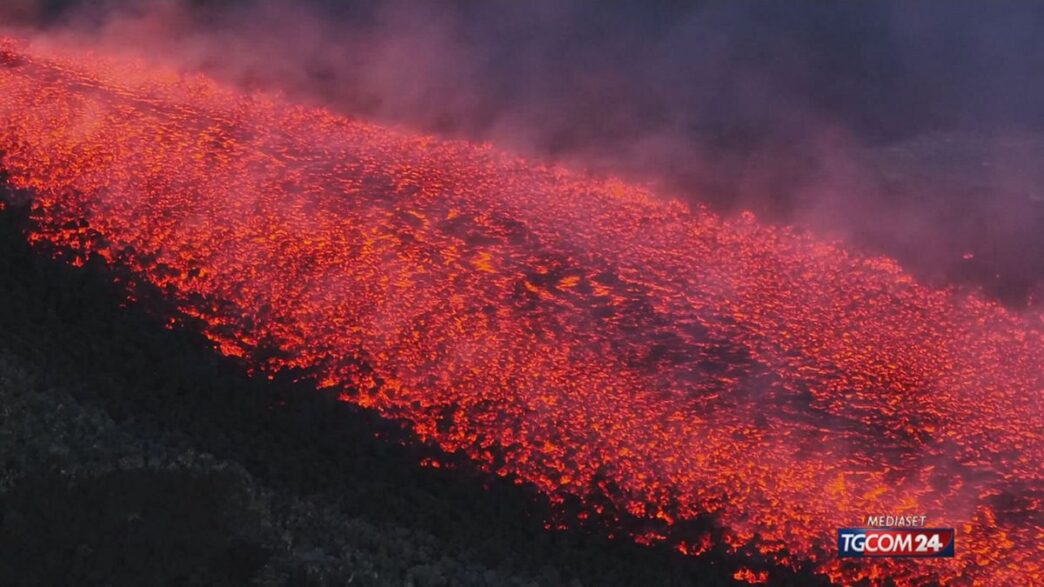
1, 38, 1041, 585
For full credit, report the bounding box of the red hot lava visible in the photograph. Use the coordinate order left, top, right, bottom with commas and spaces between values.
0, 38, 1041, 585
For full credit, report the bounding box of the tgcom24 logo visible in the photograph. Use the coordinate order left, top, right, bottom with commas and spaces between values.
838, 516, 955, 558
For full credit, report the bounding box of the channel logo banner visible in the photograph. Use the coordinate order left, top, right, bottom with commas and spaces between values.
838, 528, 955, 558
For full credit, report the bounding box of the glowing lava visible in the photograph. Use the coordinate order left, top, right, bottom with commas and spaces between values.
1, 38, 1041, 585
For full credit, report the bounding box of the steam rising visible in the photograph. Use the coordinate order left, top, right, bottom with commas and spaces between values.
4, 1, 1039, 307
2, 5, 1043, 585
4, 0, 1042, 308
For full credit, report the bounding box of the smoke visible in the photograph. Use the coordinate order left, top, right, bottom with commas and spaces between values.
3, 0, 1043, 307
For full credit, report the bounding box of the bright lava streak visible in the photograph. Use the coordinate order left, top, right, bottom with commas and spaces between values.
1, 38, 1041, 586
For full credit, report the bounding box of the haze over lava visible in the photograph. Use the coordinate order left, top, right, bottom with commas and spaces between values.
1, 38, 1041, 586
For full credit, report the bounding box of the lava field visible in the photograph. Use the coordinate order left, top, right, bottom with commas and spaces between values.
1, 38, 1041, 585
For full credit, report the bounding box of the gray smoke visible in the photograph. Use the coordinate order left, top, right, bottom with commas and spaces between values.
4, 0, 1043, 307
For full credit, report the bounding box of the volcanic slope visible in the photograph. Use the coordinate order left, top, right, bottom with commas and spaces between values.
0, 39, 1041, 586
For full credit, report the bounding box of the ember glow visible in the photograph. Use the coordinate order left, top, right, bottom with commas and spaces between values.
1, 38, 1041, 585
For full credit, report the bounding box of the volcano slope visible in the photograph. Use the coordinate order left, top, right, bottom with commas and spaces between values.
1, 195, 789, 586
0, 39, 1042, 586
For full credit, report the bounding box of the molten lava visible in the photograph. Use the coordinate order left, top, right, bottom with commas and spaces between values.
1, 38, 1041, 585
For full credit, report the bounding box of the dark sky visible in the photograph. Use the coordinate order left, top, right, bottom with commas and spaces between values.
24, 1, 1044, 138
